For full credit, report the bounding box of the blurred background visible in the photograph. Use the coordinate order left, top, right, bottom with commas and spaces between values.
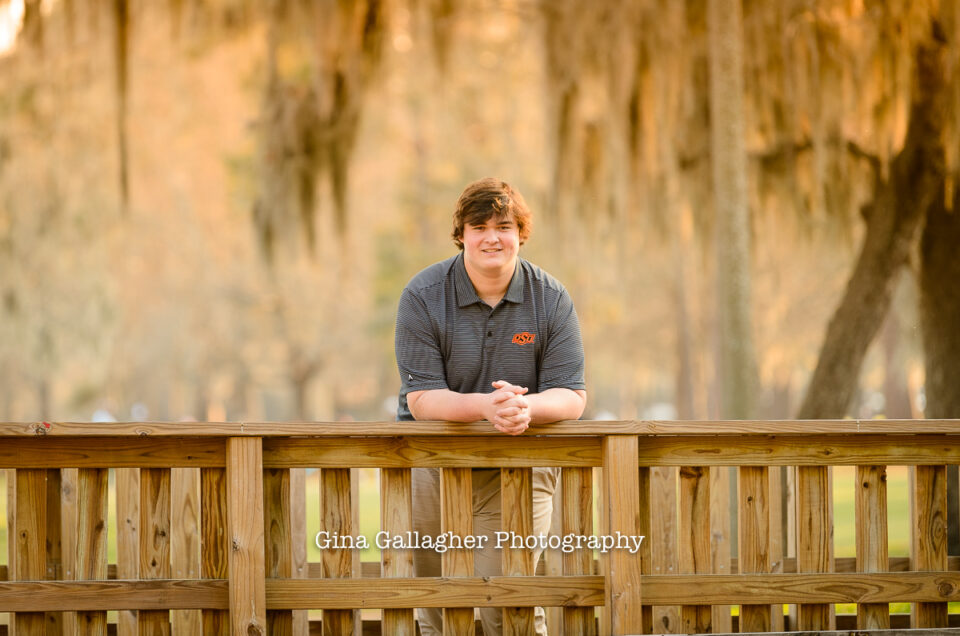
1, 0, 958, 425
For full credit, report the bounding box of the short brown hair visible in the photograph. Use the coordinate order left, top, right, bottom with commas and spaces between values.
452, 178, 533, 249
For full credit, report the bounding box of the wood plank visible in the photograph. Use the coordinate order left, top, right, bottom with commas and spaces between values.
636, 434, 960, 466
45, 468, 64, 633
76, 468, 109, 635
738, 466, 771, 632
201, 467, 229, 635
263, 436, 600, 468
440, 467, 474, 636
679, 465, 711, 633
857, 465, 890, 629
0, 579, 229, 610
796, 466, 833, 630
3, 418, 960, 437
290, 468, 309, 636
264, 575, 604, 608
637, 466, 653, 634
600, 435, 642, 635
226, 437, 266, 636
0, 438, 225, 468
912, 465, 948, 628
12, 469, 46, 634
61, 467, 79, 635
561, 467, 595, 635
320, 468, 358, 636
769, 466, 785, 631
139, 468, 172, 635
264, 469, 293, 636
711, 465, 733, 632
501, 467, 535, 634
171, 467, 201, 635
115, 467, 140, 636
544, 483, 564, 635
379, 468, 415, 635
650, 465, 680, 632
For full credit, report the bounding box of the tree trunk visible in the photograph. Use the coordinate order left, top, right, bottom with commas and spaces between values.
796, 20, 949, 419
708, 0, 755, 420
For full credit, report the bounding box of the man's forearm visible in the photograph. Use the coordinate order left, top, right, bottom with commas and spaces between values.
407, 389, 487, 422
526, 388, 587, 424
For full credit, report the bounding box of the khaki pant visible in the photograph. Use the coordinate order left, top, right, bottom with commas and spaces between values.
412, 467, 558, 636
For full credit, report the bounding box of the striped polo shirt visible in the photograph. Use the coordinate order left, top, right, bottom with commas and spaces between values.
395, 252, 585, 421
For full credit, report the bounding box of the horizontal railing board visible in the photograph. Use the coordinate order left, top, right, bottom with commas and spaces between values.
642, 572, 960, 604
0, 580, 228, 611
4, 419, 960, 437
0, 437, 225, 468
637, 434, 960, 466
262, 436, 601, 468
265, 575, 604, 609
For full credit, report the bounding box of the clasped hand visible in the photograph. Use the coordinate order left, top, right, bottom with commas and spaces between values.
485, 380, 531, 435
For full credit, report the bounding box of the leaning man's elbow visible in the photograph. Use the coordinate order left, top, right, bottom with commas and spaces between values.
406, 390, 426, 420
573, 390, 587, 419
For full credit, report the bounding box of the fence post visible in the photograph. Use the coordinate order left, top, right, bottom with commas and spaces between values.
911, 465, 948, 628
600, 435, 642, 635
796, 465, 833, 630
501, 467, 535, 633
227, 436, 267, 636
856, 465, 889, 629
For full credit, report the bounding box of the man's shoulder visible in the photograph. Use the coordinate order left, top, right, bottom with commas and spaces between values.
519, 258, 569, 296
404, 254, 458, 295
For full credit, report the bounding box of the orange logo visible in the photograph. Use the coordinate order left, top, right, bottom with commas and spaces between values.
512, 332, 536, 345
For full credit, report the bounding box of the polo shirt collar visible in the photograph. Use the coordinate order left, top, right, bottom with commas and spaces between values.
454, 252, 525, 307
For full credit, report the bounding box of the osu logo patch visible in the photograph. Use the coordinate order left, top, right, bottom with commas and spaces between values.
512, 332, 536, 345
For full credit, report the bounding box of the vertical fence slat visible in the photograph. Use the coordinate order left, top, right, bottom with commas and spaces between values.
768, 464, 785, 630
562, 467, 595, 635
116, 467, 140, 636
651, 466, 680, 633
679, 465, 711, 633
440, 467, 474, 636
912, 464, 948, 628
796, 465, 833, 630
501, 467, 535, 634
171, 467, 201, 635
201, 467, 229, 635
139, 467, 171, 635
638, 466, 653, 634
264, 468, 293, 635
290, 468, 309, 636
738, 466, 771, 632
856, 465, 889, 629
45, 468, 63, 633
61, 468, 79, 635
227, 437, 266, 636
545, 484, 565, 635
710, 464, 733, 632
381, 468, 415, 635
321, 468, 359, 636
75, 468, 108, 636
601, 435, 642, 636
13, 469, 46, 635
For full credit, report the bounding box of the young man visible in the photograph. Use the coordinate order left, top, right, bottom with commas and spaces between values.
395, 177, 586, 635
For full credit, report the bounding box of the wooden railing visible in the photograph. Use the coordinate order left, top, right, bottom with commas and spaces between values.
2, 419, 960, 635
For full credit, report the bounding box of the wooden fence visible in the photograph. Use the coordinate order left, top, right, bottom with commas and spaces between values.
2, 419, 960, 635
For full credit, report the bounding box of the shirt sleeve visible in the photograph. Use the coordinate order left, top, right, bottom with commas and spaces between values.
537, 288, 586, 393
395, 288, 450, 395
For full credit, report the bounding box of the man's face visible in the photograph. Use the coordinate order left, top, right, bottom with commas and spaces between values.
462, 215, 521, 277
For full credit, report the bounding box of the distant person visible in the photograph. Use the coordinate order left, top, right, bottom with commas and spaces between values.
394, 177, 586, 635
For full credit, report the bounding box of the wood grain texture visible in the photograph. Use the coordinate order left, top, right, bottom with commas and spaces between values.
636, 434, 960, 466
171, 467, 201, 635
912, 464, 948, 628
5, 418, 960, 437
115, 467, 140, 636
201, 467, 229, 635
679, 465, 711, 633
600, 436, 643, 635
637, 466, 653, 634
12, 469, 46, 635
738, 466, 771, 632
857, 465, 890, 629
76, 468, 108, 635
44, 468, 63, 632
650, 465, 680, 633
139, 467, 172, 635
61, 467, 79, 635
263, 436, 600, 468
501, 467, 535, 634
226, 437, 266, 636
440, 467, 474, 636
796, 466, 833, 630
320, 468, 358, 636
0, 437, 225, 468
710, 465, 733, 633
0, 579, 229, 610
380, 468, 415, 635
264, 468, 293, 636
562, 467, 595, 635
289, 468, 308, 636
